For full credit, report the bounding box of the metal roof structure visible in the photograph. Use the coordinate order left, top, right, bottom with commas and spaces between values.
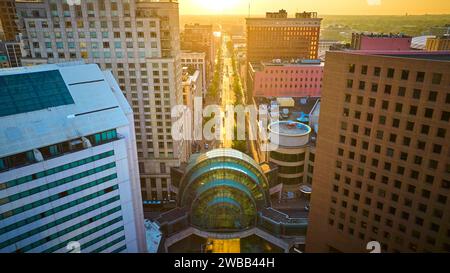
0, 62, 131, 158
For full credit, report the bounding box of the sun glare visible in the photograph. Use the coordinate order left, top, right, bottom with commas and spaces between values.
193, 0, 240, 13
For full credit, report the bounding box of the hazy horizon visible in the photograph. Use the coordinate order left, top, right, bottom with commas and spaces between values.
179, 0, 450, 16
181, 13, 450, 17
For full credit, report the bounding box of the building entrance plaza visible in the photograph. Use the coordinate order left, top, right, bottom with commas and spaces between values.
150, 148, 309, 253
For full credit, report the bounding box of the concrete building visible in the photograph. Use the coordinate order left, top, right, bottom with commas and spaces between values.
351, 33, 412, 51
15, 0, 188, 202
181, 67, 202, 156
0, 0, 19, 41
180, 51, 206, 96
246, 10, 321, 63
0, 62, 146, 253
182, 67, 202, 106
264, 97, 320, 198
180, 23, 214, 86
248, 59, 323, 98
426, 36, 450, 51
307, 50, 450, 253
268, 121, 314, 196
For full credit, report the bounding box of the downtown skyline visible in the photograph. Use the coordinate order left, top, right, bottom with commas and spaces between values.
179, 0, 450, 16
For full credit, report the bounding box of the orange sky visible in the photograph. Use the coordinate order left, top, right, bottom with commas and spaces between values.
179, 0, 450, 15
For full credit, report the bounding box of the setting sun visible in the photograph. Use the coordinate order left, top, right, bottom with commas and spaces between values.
192, 0, 241, 13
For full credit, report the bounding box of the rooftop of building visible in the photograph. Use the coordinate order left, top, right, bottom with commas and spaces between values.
0, 62, 131, 158
182, 68, 200, 83
256, 96, 320, 114
353, 32, 412, 38
338, 50, 450, 61
411, 35, 436, 49
268, 121, 311, 137
250, 59, 323, 72
247, 10, 321, 21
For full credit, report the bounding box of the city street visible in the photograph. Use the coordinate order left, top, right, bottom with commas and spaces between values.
220, 35, 236, 148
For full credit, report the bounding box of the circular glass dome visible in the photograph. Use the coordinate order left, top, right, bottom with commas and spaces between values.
178, 148, 270, 232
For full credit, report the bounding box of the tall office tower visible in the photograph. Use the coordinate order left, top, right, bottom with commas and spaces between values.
0, 0, 19, 41
246, 10, 321, 63
307, 51, 450, 253
180, 24, 214, 86
16, 0, 187, 202
0, 62, 146, 253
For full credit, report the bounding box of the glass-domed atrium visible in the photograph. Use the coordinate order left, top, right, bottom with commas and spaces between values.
153, 148, 308, 253
177, 149, 270, 231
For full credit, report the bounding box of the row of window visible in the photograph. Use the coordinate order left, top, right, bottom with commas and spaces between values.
0, 185, 119, 236
344, 105, 449, 124
348, 64, 444, 85
42, 216, 123, 253
248, 27, 319, 31
27, 18, 154, 29
278, 176, 303, 185
346, 81, 450, 104
12, 206, 122, 253
0, 150, 114, 189
92, 235, 126, 253
112, 245, 127, 253
278, 165, 305, 174
41, 40, 155, 50
264, 69, 322, 75
329, 194, 448, 251
260, 83, 321, 89
30, 29, 155, 40
0, 195, 120, 250
0, 162, 116, 205
79, 226, 124, 253
0, 173, 118, 221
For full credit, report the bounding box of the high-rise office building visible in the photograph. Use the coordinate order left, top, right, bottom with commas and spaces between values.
246, 10, 321, 63
15, 0, 188, 202
0, 0, 19, 41
0, 62, 146, 253
307, 51, 450, 253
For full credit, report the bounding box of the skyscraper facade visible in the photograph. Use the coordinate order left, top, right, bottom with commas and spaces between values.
15, 0, 187, 202
307, 51, 450, 253
0, 62, 146, 253
246, 10, 321, 63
